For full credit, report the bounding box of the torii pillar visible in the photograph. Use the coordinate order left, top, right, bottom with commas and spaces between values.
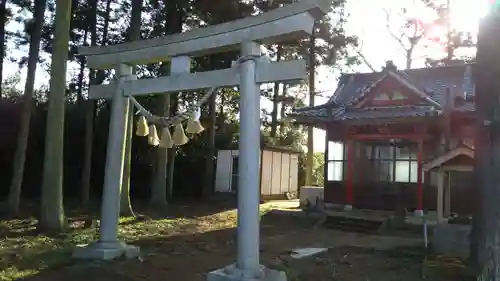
207, 42, 287, 281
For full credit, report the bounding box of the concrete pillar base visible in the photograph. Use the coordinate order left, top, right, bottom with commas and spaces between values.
73, 240, 140, 260
414, 210, 424, 217
343, 204, 353, 211
207, 264, 286, 281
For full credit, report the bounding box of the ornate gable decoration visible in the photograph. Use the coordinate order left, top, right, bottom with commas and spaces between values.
352, 71, 440, 108
370, 91, 409, 104
373, 92, 390, 101
392, 91, 407, 100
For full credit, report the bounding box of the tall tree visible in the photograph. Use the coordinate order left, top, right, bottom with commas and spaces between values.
304, 24, 315, 187
151, 0, 184, 207
279, 84, 288, 137
39, 0, 72, 233
192, 0, 254, 197
150, 1, 170, 207
202, 87, 216, 197
7, 0, 47, 216
252, 0, 357, 186
381, 0, 476, 69
270, 45, 282, 139
80, 0, 113, 206
120, 0, 142, 216
0, 0, 7, 98
424, 0, 476, 66
472, 6, 500, 280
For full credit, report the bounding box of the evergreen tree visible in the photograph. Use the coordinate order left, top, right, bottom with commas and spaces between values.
40, 0, 72, 233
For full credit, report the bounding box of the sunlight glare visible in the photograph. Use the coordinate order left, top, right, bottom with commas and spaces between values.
450, 0, 488, 32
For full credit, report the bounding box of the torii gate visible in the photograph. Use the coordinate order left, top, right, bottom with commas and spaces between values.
74, 1, 328, 280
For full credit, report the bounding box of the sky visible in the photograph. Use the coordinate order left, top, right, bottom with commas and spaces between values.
310, 0, 489, 152
2, 0, 490, 153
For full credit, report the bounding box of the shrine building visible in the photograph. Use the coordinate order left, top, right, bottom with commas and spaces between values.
290, 62, 475, 218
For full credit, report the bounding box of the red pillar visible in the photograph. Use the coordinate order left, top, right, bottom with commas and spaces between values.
346, 140, 353, 207
416, 140, 424, 213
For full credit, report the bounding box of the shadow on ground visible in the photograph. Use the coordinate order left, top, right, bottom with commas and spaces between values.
0, 201, 467, 281
12, 214, 309, 281
0, 198, 246, 281
0, 195, 239, 221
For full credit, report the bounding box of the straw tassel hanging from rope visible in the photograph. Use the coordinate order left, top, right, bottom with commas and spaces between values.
136, 115, 149, 136
148, 124, 160, 146
159, 127, 173, 148
185, 108, 204, 134
173, 123, 189, 145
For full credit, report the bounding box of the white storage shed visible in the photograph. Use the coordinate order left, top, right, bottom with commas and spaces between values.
215, 146, 300, 198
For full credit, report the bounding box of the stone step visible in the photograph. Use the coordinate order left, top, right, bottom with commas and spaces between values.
323, 215, 383, 233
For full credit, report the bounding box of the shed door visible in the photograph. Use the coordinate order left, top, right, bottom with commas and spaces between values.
289, 154, 299, 193
261, 150, 273, 196
231, 156, 239, 192
271, 152, 282, 195
280, 153, 290, 194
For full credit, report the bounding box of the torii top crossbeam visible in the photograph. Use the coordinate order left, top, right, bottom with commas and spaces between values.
78, 0, 330, 69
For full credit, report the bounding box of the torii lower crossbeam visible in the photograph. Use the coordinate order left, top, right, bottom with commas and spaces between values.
88, 60, 305, 99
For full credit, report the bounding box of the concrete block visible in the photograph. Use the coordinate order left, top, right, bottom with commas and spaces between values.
432, 223, 470, 259
207, 264, 286, 281
73, 241, 140, 260
299, 186, 324, 208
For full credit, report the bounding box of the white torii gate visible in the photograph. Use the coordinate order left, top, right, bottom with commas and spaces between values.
74, 1, 328, 280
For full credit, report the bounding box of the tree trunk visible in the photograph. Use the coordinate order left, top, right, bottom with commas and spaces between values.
120, 0, 142, 216
405, 48, 413, 69
0, 0, 7, 98
167, 96, 178, 200
76, 28, 88, 105
151, 94, 169, 207
39, 0, 72, 233
470, 115, 486, 274
120, 106, 136, 215
446, 0, 453, 64
80, 0, 111, 207
478, 132, 500, 281
81, 101, 95, 207
202, 90, 216, 197
474, 13, 500, 280
167, 147, 176, 200
7, 0, 47, 217
279, 85, 288, 137
270, 45, 282, 139
305, 24, 316, 186
151, 0, 183, 206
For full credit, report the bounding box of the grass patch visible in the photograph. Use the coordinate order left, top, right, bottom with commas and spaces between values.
0, 219, 75, 280
0, 201, 277, 280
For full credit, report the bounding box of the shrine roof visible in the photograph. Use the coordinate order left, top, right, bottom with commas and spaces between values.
290, 64, 475, 123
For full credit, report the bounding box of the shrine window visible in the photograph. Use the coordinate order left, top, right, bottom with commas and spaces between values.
366, 144, 419, 183
394, 146, 418, 183
326, 141, 345, 181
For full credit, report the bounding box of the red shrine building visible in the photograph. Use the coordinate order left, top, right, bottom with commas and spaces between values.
290, 63, 475, 217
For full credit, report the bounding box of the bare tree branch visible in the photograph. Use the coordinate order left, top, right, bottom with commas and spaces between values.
382, 6, 426, 69
383, 8, 407, 50
355, 50, 377, 72
352, 28, 377, 72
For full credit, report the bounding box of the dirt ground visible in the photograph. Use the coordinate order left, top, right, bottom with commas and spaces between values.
0, 200, 468, 281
